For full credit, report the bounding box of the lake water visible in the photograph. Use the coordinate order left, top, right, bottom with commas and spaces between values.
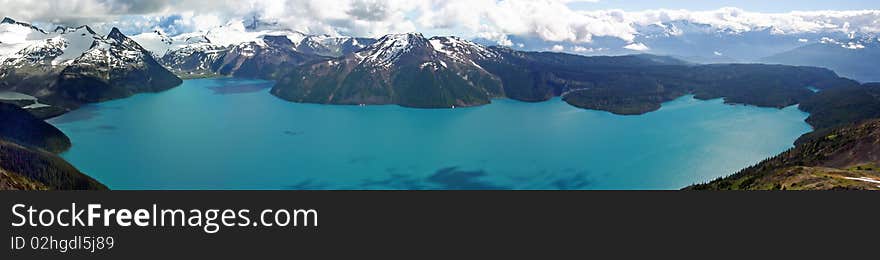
49, 78, 812, 190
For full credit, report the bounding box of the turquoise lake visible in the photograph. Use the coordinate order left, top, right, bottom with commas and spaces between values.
49, 78, 812, 190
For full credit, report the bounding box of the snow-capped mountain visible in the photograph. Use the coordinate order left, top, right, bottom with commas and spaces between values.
0, 17, 181, 114
762, 36, 880, 82
485, 19, 870, 65
428, 36, 500, 63
212, 35, 323, 78
271, 33, 504, 108
136, 20, 373, 78
0, 18, 93, 65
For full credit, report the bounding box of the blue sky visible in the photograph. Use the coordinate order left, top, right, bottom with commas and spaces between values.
570, 0, 878, 12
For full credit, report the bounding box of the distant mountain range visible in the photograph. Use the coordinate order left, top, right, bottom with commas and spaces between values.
130, 20, 375, 78
1, 16, 871, 118
478, 20, 880, 83
762, 36, 880, 83
2, 17, 880, 190
4, 16, 878, 115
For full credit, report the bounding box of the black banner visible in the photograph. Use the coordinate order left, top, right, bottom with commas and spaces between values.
2, 191, 879, 259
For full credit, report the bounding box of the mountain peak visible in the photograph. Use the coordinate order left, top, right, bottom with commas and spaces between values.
108, 27, 125, 39
261, 35, 295, 47
356, 33, 431, 67
383, 32, 424, 40
1, 17, 46, 34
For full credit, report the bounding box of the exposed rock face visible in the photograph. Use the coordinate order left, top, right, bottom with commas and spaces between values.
50, 28, 182, 105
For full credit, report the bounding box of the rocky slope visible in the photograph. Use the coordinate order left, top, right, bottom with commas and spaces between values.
49, 28, 182, 105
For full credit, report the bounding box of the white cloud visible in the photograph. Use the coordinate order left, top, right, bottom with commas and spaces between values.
0, 1, 878, 45
820, 37, 839, 44
713, 51, 723, 56
798, 38, 809, 42
624, 42, 650, 51
551, 44, 565, 51
842, 42, 865, 49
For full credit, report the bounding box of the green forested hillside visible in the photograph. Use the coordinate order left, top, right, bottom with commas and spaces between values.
0, 103, 106, 190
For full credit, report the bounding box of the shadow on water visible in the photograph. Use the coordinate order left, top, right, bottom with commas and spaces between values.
350, 166, 597, 190
360, 173, 431, 190
550, 172, 594, 190
356, 166, 509, 190
283, 130, 304, 136
206, 82, 274, 95
282, 179, 329, 190
49, 105, 121, 124
426, 167, 509, 190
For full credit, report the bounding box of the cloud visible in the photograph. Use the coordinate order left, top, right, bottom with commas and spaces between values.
572, 46, 607, 53
624, 42, 650, 51
551, 45, 565, 51
1, 0, 878, 45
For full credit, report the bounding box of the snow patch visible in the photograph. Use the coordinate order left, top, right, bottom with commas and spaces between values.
844, 177, 880, 184
360, 33, 419, 67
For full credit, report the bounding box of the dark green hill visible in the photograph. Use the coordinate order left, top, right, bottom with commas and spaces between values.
0, 140, 106, 190
0, 103, 70, 153
0, 103, 106, 190
481, 48, 857, 115
798, 83, 880, 135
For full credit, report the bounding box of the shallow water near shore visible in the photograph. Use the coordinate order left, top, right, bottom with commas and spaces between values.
49, 78, 812, 190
